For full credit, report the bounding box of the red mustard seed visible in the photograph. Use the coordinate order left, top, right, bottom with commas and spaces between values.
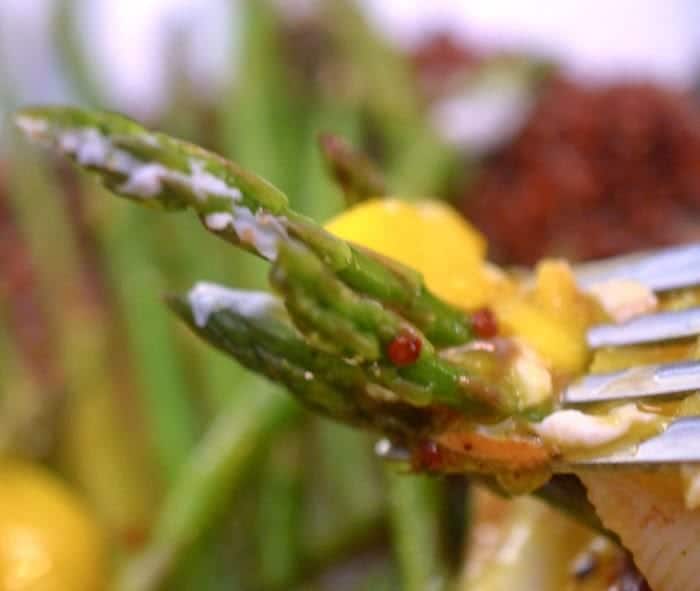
387, 330, 422, 367
471, 307, 498, 338
415, 440, 443, 471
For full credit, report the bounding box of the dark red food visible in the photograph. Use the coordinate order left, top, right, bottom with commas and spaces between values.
0, 170, 60, 392
411, 34, 480, 99
471, 307, 499, 339
413, 440, 443, 472
461, 77, 700, 264
387, 330, 422, 367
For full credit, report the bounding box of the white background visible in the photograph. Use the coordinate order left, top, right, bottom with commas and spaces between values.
1, 0, 699, 129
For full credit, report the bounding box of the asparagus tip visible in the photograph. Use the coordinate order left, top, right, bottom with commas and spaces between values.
317, 132, 386, 205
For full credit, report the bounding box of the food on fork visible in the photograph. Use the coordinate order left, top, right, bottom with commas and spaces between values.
15, 106, 700, 591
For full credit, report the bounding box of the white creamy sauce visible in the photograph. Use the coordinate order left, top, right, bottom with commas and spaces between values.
203, 212, 234, 230
119, 162, 169, 197
533, 404, 657, 448
510, 340, 552, 406
187, 160, 240, 201
203, 207, 286, 260
232, 207, 287, 261
63, 128, 110, 165
187, 281, 282, 327
18, 120, 289, 260
586, 278, 658, 323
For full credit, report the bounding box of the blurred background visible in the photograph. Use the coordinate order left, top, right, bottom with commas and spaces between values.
2, 1, 700, 590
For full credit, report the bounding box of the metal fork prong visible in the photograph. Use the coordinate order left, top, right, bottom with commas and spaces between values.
563, 359, 700, 404
587, 307, 700, 349
374, 438, 411, 462
575, 242, 700, 292
565, 417, 700, 466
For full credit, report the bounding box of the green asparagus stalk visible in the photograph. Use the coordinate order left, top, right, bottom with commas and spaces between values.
52, 0, 105, 107
270, 241, 515, 410
168, 288, 608, 540
309, 420, 384, 545
219, 8, 314, 583
309, 12, 467, 574
255, 430, 304, 589
7, 147, 156, 545
75, 163, 230, 591
167, 287, 381, 427
169, 283, 493, 426
385, 470, 448, 591
293, 103, 387, 583
294, 106, 355, 220
321, 0, 454, 198
13, 106, 472, 346
115, 386, 298, 591
99, 207, 197, 482
93, 194, 256, 589
14, 106, 554, 418
12, 105, 612, 552
318, 132, 386, 206
222, 0, 306, 193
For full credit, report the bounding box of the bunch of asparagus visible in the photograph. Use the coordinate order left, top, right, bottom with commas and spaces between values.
15, 107, 551, 456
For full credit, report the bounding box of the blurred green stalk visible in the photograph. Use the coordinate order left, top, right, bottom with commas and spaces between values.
219, 3, 311, 584
52, 0, 106, 107
91, 178, 233, 591
115, 385, 298, 591
255, 429, 304, 589
319, 7, 460, 583
7, 149, 155, 544
97, 203, 197, 482
0, 308, 44, 455
318, 131, 387, 206
386, 470, 448, 591
53, 1, 235, 583
223, 0, 305, 194
322, 0, 454, 197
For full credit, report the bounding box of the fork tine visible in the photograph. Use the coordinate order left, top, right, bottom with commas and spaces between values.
565, 417, 700, 466
547, 245, 700, 465
563, 359, 700, 404
374, 438, 411, 462
574, 242, 700, 292
587, 307, 700, 348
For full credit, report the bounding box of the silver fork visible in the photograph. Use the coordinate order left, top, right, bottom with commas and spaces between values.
377, 243, 700, 468
564, 242, 700, 465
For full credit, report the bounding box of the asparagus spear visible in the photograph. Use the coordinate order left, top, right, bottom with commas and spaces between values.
14, 106, 551, 420
13, 106, 472, 346
14, 105, 610, 539
318, 132, 387, 206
